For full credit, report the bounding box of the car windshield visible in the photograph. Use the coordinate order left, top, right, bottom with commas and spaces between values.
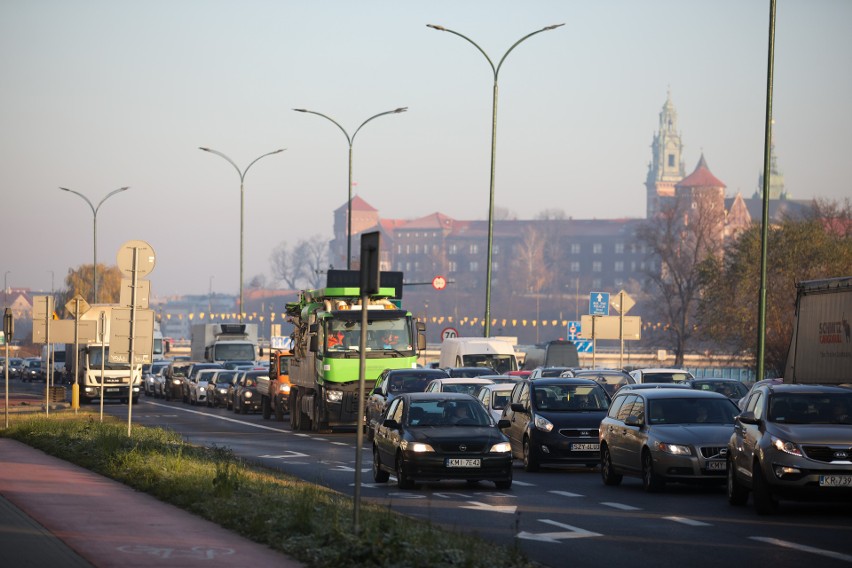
442, 383, 485, 396
532, 384, 609, 411
647, 398, 738, 425
407, 399, 492, 427
768, 393, 852, 425
642, 371, 692, 383
388, 373, 438, 394
692, 380, 749, 399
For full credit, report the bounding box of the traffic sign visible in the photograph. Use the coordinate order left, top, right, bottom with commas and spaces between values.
441, 327, 458, 341
574, 340, 593, 353
610, 290, 635, 315
271, 336, 293, 350
432, 275, 447, 291
589, 292, 610, 316
566, 320, 581, 340
65, 294, 90, 318
116, 240, 156, 278
580, 315, 642, 340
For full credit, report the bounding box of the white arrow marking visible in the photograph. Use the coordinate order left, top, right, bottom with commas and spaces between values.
665, 516, 711, 527
596, 293, 603, 302
600, 502, 640, 511
330, 465, 371, 472
517, 519, 602, 542
459, 501, 517, 514
259, 451, 309, 459
750, 537, 852, 563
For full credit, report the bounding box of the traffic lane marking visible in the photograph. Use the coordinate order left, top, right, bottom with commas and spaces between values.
750, 537, 852, 563
665, 516, 712, 527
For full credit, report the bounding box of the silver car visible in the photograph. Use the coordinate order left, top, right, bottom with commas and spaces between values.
600, 388, 740, 492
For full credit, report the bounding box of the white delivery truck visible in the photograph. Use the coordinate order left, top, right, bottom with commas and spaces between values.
191, 323, 258, 364
438, 337, 519, 373
784, 276, 852, 385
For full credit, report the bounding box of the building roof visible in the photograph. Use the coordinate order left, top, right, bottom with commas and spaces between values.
676, 154, 726, 190
399, 212, 455, 230
334, 195, 377, 214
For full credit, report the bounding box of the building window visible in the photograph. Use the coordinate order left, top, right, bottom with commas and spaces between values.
449, 244, 457, 255
592, 261, 602, 272
493, 244, 500, 254
470, 261, 479, 272
614, 278, 624, 287
397, 245, 402, 254
592, 278, 602, 289
570, 243, 581, 254
405, 245, 410, 254
570, 262, 580, 272
668, 154, 675, 167
414, 244, 420, 254
615, 242, 624, 254
449, 261, 457, 273
493, 262, 499, 272
470, 244, 478, 254
615, 261, 624, 272
593, 243, 603, 254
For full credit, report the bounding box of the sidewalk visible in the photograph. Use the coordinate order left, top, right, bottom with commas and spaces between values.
0, 438, 304, 568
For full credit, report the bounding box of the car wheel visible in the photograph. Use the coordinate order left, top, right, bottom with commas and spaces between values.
372, 445, 389, 483
601, 445, 623, 486
522, 437, 540, 472
396, 452, 415, 489
240, 399, 248, 414
274, 397, 285, 422
727, 457, 748, 506
751, 461, 778, 515
494, 478, 512, 490
642, 449, 665, 493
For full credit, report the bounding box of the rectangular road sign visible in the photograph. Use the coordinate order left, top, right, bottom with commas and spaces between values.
589, 292, 610, 316
574, 340, 593, 353
32, 320, 97, 344
119, 279, 151, 309
580, 315, 642, 340
566, 321, 582, 340
108, 308, 155, 364
32, 295, 55, 320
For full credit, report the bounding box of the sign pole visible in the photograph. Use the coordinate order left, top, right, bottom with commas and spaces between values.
127, 246, 139, 436
619, 290, 625, 370
72, 299, 80, 412
4, 308, 12, 429
43, 298, 50, 416
100, 312, 106, 422
591, 316, 597, 369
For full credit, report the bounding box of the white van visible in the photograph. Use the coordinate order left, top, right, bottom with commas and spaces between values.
438, 337, 519, 374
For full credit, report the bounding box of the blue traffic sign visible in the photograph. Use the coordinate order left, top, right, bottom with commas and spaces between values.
574, 340, 593, 353
566, 321, 581, 340
589, 292, 610, 316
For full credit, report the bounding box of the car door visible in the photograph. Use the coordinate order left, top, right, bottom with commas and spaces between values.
732, 389, 765, 482
375, 397, 403, 466
504, 381, 531, 457
606, 394, 638, 469
621, 395, 647, 473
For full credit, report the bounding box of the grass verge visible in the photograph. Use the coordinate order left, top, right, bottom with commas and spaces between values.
2, 411, 536, 568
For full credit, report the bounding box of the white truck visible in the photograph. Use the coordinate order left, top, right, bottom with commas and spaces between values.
41, 343, 67, 382
784, 276, 852, 385
66, 304, 143, 403
438, 337, 519, 374
191, 323, 258, 364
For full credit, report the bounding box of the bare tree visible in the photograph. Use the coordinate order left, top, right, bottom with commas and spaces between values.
270, 235, 330, 290
269, 241, 303, 290
510, 225, 552, 298
637, 190, 726, 366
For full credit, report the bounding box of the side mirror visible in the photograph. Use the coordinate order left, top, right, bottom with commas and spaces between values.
738, 411, 759, 425
510, 402, 526, 413
625, 415, 642, 427
309, 335, 318, 353
382, 418, 400, 430
497, 419, 510, 429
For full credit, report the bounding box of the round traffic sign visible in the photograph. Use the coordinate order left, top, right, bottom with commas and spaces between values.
116, 240, 156, 278
432, 275, 447, 291
441, 327, 458, 341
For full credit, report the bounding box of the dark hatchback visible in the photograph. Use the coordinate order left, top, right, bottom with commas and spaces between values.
372, 392, 513, 489
366, 367, 450, 440
501, 377, 611, 471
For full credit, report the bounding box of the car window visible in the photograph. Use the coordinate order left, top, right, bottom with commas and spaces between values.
518, 383, 530, 408
386, 398, 402, 421
608, 394, 628, 419
746, 391, 765, 418
628, 398, 645, 422
492, 391, 510, 410
616, 395, 638, 421
648, 398, 738, 424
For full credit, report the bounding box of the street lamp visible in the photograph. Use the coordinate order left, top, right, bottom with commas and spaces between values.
3, 271, 9, 307
427, 23, 563, 337
293, 107, 407, 269
60, 186, 129, 303
199, 147, 285, 321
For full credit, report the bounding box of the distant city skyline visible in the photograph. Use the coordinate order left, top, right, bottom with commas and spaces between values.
2, 1, 850, 297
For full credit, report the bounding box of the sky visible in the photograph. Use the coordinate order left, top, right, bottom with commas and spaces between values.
2, 0, 850, 298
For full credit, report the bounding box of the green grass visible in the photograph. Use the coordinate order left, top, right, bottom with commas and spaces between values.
2, 411, 536, 568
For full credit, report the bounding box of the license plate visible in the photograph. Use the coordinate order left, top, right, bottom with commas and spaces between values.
446, 458, 481, 468
706, 460, 726, 471
820, 475, 852, 487
571, 443, 600, 452
106, 387, 121, 393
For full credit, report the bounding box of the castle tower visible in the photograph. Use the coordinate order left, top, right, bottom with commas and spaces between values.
646, 90, 686, 218
753, 138, 788, 200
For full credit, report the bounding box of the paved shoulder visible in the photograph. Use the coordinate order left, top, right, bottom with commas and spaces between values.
0, 438, 304, 568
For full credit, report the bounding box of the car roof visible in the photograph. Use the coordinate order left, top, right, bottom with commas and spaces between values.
617, 383, 691, 390
633, 367, 692, 374
429, 377, 495, 384
527, 377, 600, 387
385, 368, 449, 377
618, 388, 728, 400
403, 392, 479, 402
480, 382, 515, 391
761, 383, 852, 394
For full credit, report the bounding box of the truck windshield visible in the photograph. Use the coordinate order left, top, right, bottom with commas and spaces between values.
88, 347, 128, 370
326, 315, 413, 354
463, 354, 517, 374
213, 343, 256, 362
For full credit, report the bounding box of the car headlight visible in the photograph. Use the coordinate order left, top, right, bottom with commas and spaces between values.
771, 436, 802, 456
490, 442, 511, 453
326, 389, 343, 403
656, 442, 692, 455
278, 384, 291, 394
244, 391, 252, 398
218, 388, 228, 394
401, 440, 434, 453
533, 414, 554, 432
173, 379, 182, 385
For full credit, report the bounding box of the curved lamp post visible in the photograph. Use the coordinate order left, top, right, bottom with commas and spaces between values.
427, 23, 563, 337
199, 147, 285, 321
60, 186, 129, 303
293, 107, 407, 269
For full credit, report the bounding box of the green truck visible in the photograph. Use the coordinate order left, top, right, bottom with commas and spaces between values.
285, 270, 425, 432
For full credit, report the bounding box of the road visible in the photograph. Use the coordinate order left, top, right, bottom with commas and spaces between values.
7, 381, 852, 567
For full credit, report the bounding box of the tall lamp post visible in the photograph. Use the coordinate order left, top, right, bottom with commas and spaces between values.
60, 186, 129, 303
199, 147, 285, 322
427, 23, 563, 337
3, 271, 9, 307
293, 107, 407, 270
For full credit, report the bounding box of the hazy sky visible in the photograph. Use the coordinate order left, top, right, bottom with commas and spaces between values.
2, 0, 850, 298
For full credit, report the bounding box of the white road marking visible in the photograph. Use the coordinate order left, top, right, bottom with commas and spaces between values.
550, 490, 583, 498
511, 480, 536, 487
517, 519, 602, 543
460, 501, 517, 514
258, 451, 309, 459
143, 401, 290, 433
750, 537, 852, 563
600, 502, 641, 511
664, 516, 711, 527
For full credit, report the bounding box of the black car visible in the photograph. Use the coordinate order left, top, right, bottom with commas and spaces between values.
445, 367, 497, 378
205, 370, 239, 408
372, 392, 513, 489
685, 378, 749, 403
501, 377, 611, 471
20, 359, 46, 382
366, 367, 450, 441
163, 361, 192, 401
232, 370, 265, 414
571, 369, 635, 397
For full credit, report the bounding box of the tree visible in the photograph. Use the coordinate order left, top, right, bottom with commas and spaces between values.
637, 190, 726, 366
699, 200, 852, 375
56, 264, 122, 316
509, 226, 552, 300
269, 235, 329, 290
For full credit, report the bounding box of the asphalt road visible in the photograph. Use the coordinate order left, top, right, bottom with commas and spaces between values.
9, 381, 852, 568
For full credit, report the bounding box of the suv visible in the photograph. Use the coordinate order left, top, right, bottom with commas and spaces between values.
728, 383, 852, 514
629, 368, 694, 384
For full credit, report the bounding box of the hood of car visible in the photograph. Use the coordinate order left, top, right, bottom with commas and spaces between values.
647, 423, 734, 445
767, 422, 852, 445
536, 409, 607, 428
408, 426, 507, 447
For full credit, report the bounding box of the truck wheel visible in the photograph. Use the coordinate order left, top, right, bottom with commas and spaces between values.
274, 396, 285, 422
289, 390, 299, 429
262, 397, 271, 420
